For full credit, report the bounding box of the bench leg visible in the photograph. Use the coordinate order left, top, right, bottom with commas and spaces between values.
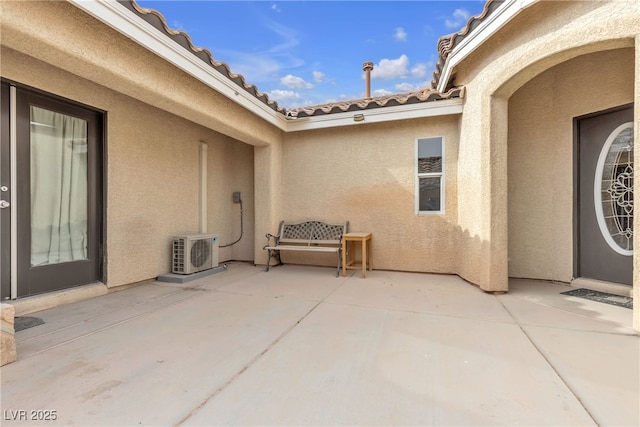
265, 249, 272, 272
264, 249, 283, 272
336, 249, 342, 277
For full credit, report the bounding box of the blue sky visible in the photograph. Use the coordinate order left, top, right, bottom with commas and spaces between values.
136, 1, 486, 108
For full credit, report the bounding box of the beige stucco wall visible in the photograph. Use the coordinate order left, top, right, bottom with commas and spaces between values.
1, 47, 255, 287
253, 142, 284, 266
278, 116, 460, 273
508, 48, 634, 282
208, 138, 255, 262
450, 0, 639, 291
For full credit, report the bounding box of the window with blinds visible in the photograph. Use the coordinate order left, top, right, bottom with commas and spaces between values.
416, 137, 444, 214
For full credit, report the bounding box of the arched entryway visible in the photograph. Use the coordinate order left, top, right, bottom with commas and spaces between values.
507, 48, 635, 287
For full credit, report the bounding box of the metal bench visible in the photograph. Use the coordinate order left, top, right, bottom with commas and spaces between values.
263, 220, 349, 276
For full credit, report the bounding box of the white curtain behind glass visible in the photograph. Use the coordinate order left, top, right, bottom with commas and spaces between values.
30, 106, 88, 266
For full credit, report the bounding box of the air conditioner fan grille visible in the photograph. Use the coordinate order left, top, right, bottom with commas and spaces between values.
191, 239, 211, 268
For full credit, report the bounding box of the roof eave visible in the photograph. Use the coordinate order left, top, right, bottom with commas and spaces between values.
286, 98, 464, 133
436, 0, 538, 93
69, 0, 290, 131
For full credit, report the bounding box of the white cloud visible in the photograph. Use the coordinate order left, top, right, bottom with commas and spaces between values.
171, 20, 185, 31
312, 71, 326, 83
269, 89, 301, 106
394, 27, 407, 42
265, 21, 300, 54
395, 81, 431, 92
372, 89, 393, 97
368, 56, 432, 81
445, 8, 471, 29
223, 54, 283, 83
280, 74, 314, 89
271, 3, 281, 13
395, 82, 419, 92
422, 24, 435, 37
370, 55, 410, 80
213, 20, 303, 83
411, 63, 429, 78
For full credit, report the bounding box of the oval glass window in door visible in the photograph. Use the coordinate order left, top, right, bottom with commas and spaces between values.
594, 122, 634, 256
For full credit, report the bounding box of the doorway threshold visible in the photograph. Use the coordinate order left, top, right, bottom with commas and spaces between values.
561, 288, 633, 309
6, 282, 108, 316
570, 277, 632, 297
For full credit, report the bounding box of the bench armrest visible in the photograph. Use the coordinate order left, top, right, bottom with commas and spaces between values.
265, 233, 280, 247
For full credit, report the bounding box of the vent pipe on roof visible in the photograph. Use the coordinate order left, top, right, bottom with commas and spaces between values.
363, 61, 374, 99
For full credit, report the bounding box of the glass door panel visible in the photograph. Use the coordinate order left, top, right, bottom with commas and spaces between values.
30, 106, 89, 266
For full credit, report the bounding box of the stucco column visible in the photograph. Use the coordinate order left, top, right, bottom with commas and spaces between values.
487, 96, 509, 291
456, 93, 509, 292
633, 35, 640, 332
254, 141, 283, 266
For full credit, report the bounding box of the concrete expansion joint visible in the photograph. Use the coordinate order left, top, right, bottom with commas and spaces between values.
516, 323, 639, 338
173, 298, 326, 426
323, 298, 514, 326
174, 276, 350, 425
495, 296, 601, 426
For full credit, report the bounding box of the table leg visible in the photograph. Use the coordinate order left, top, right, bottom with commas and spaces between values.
362, 239, 367, 278
341, 239, 347, 277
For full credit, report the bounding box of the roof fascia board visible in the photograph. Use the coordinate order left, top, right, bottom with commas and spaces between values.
286, 99, 463, 132
437, 0, 537, 92
69, 0, 289, 131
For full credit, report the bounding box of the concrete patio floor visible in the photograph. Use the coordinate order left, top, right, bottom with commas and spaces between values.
1, 262, 638, 426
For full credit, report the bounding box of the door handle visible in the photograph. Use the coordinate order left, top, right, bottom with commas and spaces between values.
0, 200, 9, 209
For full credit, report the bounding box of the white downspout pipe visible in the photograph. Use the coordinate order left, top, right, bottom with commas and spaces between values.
199, 141, 207, 234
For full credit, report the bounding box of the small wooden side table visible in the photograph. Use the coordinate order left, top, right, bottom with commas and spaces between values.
341, 232, 372, 278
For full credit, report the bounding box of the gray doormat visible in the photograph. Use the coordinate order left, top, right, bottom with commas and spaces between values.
14, 316, 45, 332
561, 288, 633, 309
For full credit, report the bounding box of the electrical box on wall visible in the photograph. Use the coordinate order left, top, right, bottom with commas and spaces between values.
233, 192, 241, 203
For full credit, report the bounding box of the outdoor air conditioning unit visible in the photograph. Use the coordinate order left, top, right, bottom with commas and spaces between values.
172, 234, 219, 274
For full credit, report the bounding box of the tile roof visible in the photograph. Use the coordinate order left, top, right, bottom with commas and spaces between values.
287, 87, 463, 118
123, 0, 496, 118
431, 0, 503, 90
122, 0, 286, 115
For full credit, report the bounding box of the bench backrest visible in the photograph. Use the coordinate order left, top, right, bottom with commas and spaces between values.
278, 221, 348, 245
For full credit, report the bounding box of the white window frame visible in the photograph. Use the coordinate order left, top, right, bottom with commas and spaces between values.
415, 136, 445, 215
